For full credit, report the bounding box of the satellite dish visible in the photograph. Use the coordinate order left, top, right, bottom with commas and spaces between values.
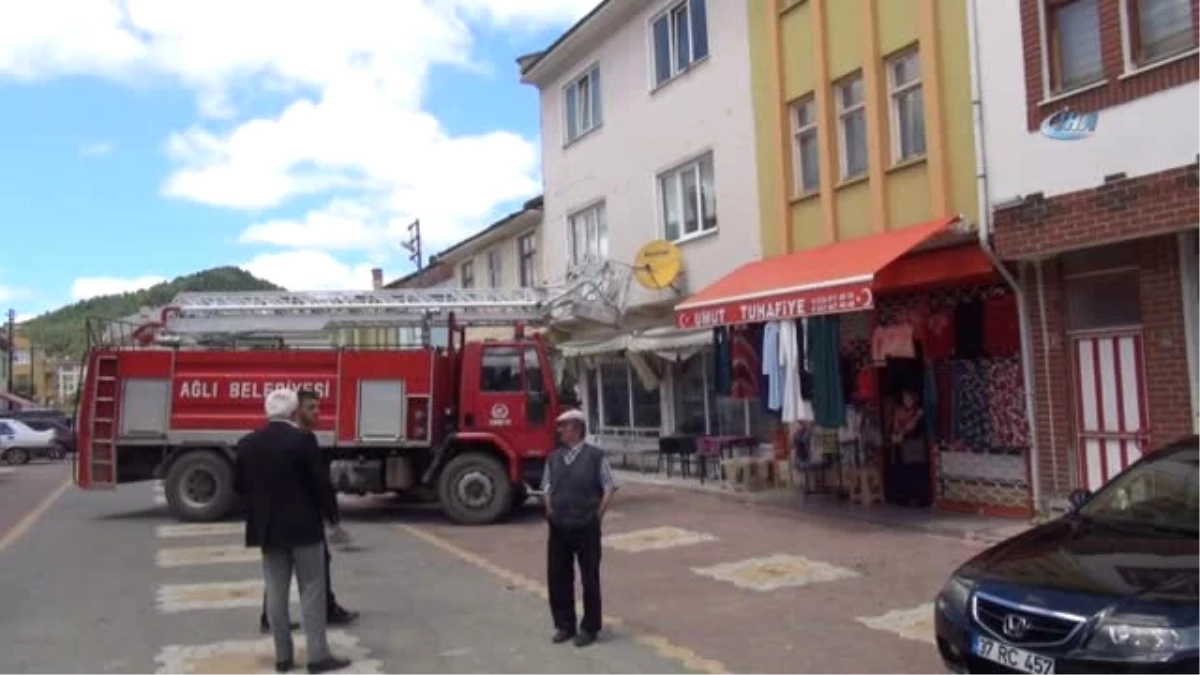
632, 240, 683, 290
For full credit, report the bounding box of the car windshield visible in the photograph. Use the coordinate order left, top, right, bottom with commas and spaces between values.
1080, 446, 1199, 534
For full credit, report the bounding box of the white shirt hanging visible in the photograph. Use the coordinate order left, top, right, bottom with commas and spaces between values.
778, 320, 813, 424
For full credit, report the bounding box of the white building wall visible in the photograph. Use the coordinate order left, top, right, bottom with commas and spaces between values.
537, 0, 761, 312
975, 0, 1200, 203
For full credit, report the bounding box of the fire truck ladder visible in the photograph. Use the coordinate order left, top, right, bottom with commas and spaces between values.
149, 260, 633, 338
86, 354, 120, 488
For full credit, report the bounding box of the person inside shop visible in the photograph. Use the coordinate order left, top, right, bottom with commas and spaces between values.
541, 408, 618, 648
889, 389, 930, 506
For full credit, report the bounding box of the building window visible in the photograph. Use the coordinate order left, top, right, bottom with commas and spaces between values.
590, 361, 661, 431
13, 349, 30, 365
517, 232, 537, 288
672, 352, 759, 437
1046, 0, 1104, 93
652, 0, 710, 88
790, 95, 820, 196
567, 202, 608, 268
486, 249, 502, 288
1129, 0, 1197, 64
836, 74, 867, 180
564, 64, 601, 144
660, 152, 717, 242
887, 50, 926, 163
460, 260, 475, 289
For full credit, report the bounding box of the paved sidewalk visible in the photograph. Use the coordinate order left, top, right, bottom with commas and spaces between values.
410, 481, 989, 673
613, 468, 1034, 546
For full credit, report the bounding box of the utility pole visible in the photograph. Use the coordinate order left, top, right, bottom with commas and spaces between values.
401, 219, 423, 272
5, 309, 14, 395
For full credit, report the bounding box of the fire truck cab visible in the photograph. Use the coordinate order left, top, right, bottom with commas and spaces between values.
72, 285, 595, 525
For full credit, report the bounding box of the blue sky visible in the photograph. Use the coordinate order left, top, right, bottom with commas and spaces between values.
0, 0, 598, 320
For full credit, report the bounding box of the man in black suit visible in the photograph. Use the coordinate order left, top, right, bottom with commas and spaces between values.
234, 388, 351, 674
259, 390, 359, 634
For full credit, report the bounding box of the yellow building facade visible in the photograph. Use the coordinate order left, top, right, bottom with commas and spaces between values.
749, 0, 978, 256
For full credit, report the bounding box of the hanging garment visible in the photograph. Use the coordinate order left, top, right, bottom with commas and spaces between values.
871, 324, 917, 363
987, 359, 1029, 447
854, 364, 879, 403
922, 365, 939, 442
798, 318, 814, 401
983, 293, 1021, 358
713, 327, 732, 396
936, 365, 955, 440
924, 309, 955, 361
778, 320, 813, 423
953, 299, 985, 359
950, 360, 991, 452
807, 316, 846, 428
730, 325, 762, 399
762, 321, 783, 411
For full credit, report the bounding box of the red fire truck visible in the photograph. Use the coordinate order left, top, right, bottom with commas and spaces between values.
73, 279, 623, 525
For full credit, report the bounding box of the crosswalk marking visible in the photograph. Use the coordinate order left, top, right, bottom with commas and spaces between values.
156, 544, 258, 568
156, 523, 243, 539
154, 630, 382, 674
157, 580, 298, 613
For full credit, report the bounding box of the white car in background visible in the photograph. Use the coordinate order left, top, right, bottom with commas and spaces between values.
0, 418, 63, 465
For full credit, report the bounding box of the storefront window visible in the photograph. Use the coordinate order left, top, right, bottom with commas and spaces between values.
588, 360, 662, 431
674, 353, 708, 434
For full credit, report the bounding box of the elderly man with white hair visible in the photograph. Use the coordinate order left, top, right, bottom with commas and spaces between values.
540, 407, 618, 648
233, 388, 350, 674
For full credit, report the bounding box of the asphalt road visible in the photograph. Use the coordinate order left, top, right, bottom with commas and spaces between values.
0, 476, 692, 674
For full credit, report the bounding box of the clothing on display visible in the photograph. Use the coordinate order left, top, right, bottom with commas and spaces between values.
924, 309, 955, 361
986, 359, 1028, 447
807, 316, 845, 428
953, 299, 984, 359
730, 324, 761, 399
983, 294, 1020, 358
762, 322, 783, 411
854, 365, 878, 403
713, 327, 732, 395
949, 360, 991, 452
871, 324, 916, 363
778, 320, 813, 423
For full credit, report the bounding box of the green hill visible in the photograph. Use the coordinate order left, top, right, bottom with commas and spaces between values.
21, 266, 282, 358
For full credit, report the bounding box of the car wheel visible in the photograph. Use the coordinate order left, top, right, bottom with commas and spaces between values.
3, 447, 31, 465
47, 446, 66, 461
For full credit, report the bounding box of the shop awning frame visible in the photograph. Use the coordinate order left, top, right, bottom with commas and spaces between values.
675, 216, 961, 329
556, 326, 713, 358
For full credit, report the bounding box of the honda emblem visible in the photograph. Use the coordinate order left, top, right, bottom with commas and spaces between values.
1003, 614, 1030, 640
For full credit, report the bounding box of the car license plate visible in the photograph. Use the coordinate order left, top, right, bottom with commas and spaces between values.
972, 634, 1055, 674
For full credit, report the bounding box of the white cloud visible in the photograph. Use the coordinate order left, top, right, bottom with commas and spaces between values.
242, 250, 377, 291
78, 140, 115, 157
0, 0, 590, 291
71, 275, 166, 300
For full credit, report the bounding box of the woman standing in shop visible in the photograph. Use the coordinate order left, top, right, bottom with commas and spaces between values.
889, 389, 930, 507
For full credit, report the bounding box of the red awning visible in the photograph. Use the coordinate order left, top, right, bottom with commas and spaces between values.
675, 216, 959, 329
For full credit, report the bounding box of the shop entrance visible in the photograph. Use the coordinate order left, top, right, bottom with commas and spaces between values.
1071, 331, 1150, 491
881, 356, 932, 507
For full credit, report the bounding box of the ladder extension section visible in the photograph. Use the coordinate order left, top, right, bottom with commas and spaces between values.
162, 287, 558, 335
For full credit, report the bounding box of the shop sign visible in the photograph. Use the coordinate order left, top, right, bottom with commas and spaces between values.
676, 284, 873, 329
1039, 108, 1098, 141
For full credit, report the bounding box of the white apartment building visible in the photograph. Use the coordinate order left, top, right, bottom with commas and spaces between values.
519, 0, 764, 449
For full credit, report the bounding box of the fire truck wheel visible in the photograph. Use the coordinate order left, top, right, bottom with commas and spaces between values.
165, 451, 235, 522
438, 453, 513, 525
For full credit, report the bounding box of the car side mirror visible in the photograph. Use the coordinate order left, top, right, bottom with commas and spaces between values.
1068, 488, 1092, 511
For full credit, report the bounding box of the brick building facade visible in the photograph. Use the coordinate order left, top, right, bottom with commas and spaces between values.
985, 0, 1199, 509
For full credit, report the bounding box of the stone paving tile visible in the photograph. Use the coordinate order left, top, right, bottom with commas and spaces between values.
412, 483, 980, 673
603, 526, 717, 553
155, 523, 243, 538
857, 603, 937, 645
692, 553, 859, 592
